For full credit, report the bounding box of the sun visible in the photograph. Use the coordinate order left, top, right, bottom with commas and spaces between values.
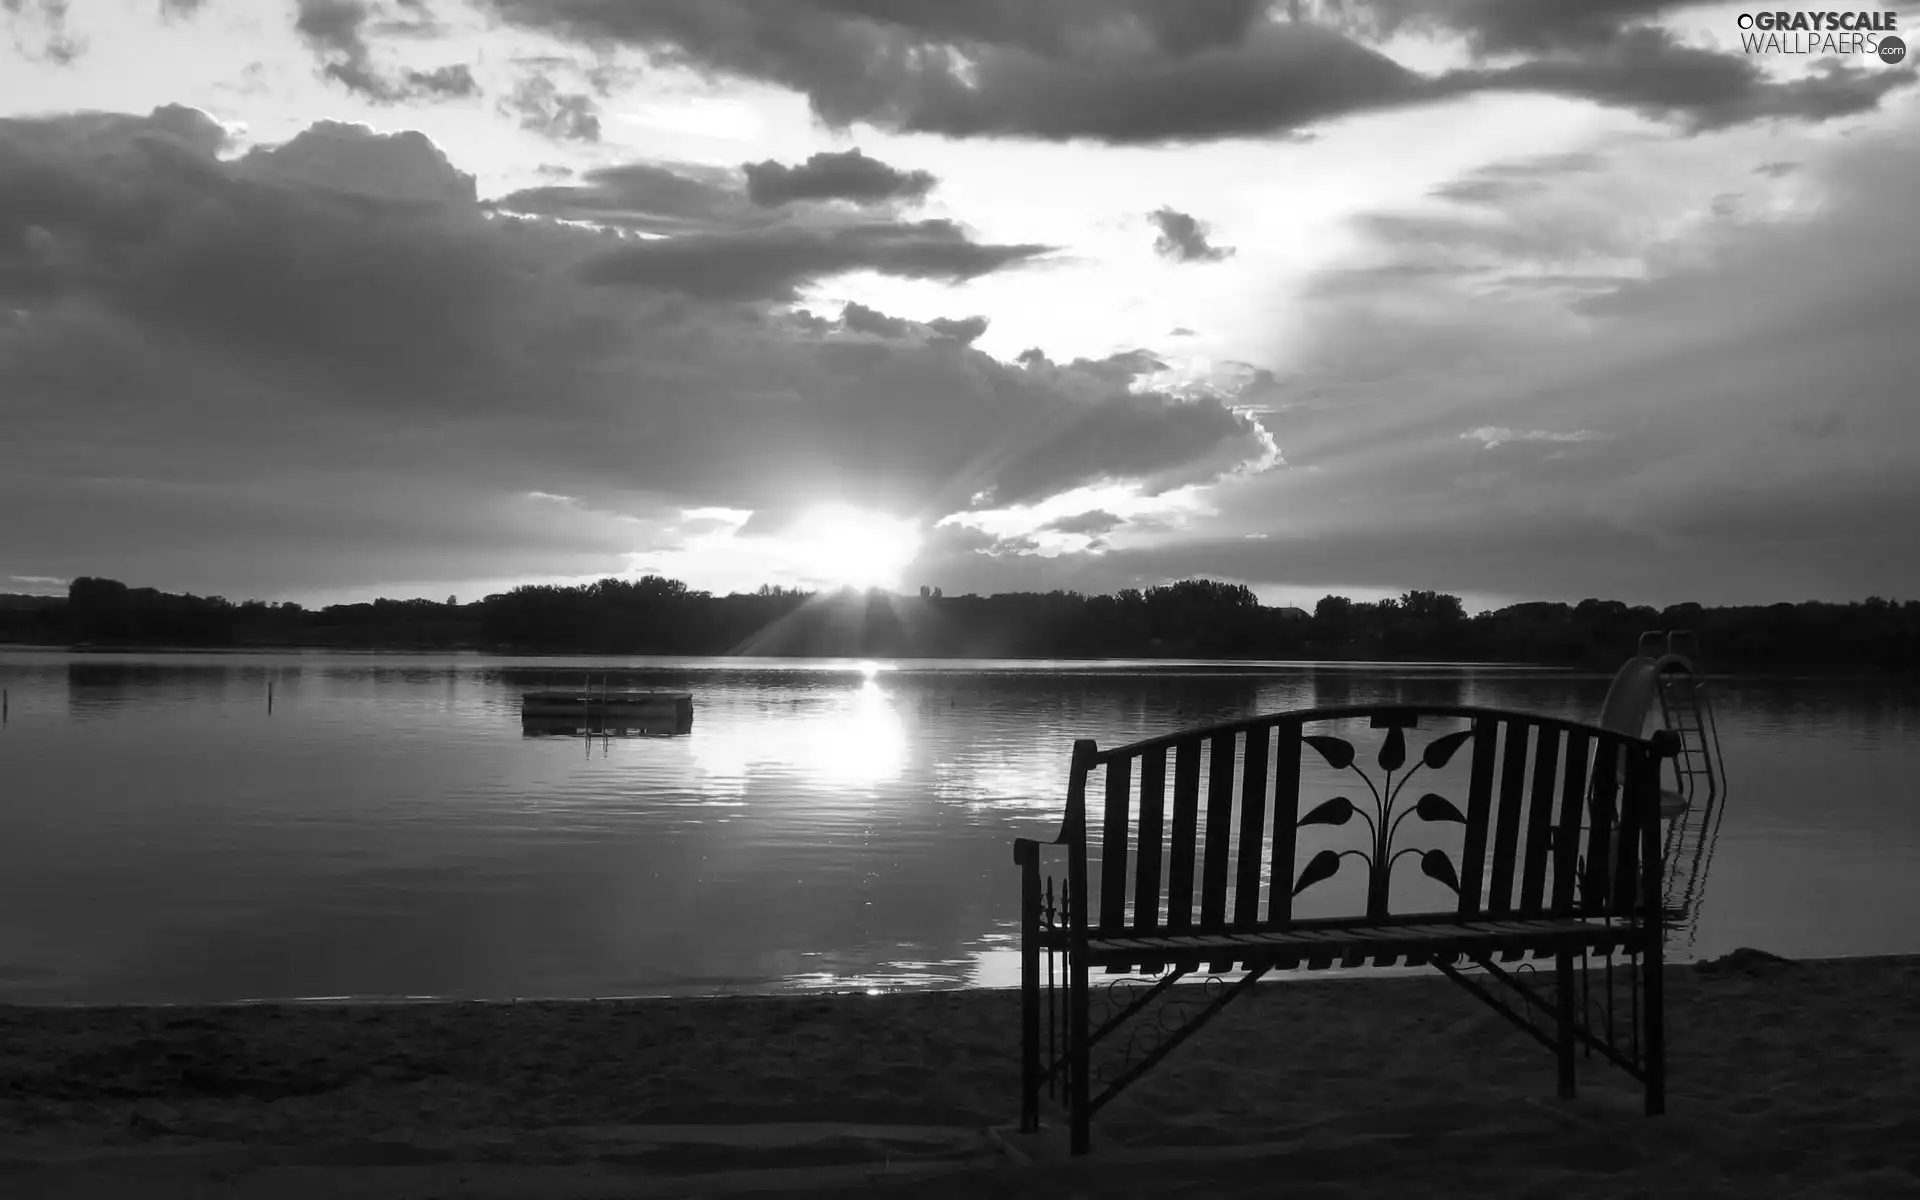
791, 504, 923, 590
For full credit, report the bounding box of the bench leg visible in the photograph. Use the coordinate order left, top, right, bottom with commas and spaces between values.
1555, 948, 1577, 1100
1068, 951, 1090, 1155
1019, 858, 1041, 1133
1644, 943, 1666, 1116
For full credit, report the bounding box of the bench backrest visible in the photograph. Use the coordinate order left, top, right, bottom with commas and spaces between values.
1059, 705, 1674, 938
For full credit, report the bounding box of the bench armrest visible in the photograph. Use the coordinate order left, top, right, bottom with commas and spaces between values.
1012, 835, 1066, 866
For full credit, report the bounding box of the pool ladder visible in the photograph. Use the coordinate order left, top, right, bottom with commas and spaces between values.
1640, 630, 1730, 939
1641, 630, 1726, 808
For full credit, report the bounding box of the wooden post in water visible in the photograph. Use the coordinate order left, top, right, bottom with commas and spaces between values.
267, 679, 274, 715
3, 688, 8, 724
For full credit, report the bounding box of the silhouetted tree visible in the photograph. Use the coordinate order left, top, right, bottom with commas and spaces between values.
0, 576, 1910, 672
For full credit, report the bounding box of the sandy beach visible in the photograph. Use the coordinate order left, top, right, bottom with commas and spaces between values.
2, 950, 1915, 1198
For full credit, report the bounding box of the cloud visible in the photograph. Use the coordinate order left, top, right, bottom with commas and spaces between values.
743, 148, 936, 207
967, 350, 1280, 506
493, 155, 1045, 302
1451, 27, 1914, 132
1314, 0, 1695, 53
1147, 116, 1920, 605
406, 63, 480, 98
3, 0, 80, 64
1428, 151, 1605, 205
158, 0, 207, 15
491, 161, 748, 233
1149, 207, 1235, 262
839, 301, 913, 338
1460, 427, 1604, 449
927, 315, 989, 344
840, 302, 989, 346
243, 117, 477, 205
475, 0, 1911, 144
894, 112, 1920, 604
578, 219, 1055, 301
294, 0, 480, 103
0, 107, 1273, 596
1039, 509, 1125, 536
500, 71, 602, 141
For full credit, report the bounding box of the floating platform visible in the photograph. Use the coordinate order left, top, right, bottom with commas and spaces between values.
520, 712, 692, 738
520, 691, 694, 723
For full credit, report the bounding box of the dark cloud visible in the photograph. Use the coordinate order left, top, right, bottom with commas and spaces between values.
494, 159, 1044, 302
405, 63, 480, 98
743, 149, 937, 207
1149, 207, 1235, 263
839, 301, 912, 337
294, 0, 395, 95
1754, 160, 1801, 178
0, 113, 494, 406
158, 0, 207, 15
927, 315, 988, 344
3, 0, 80, 64
0, 107, 1272, 596
1040, 510, 1124, 536
840, 302, 989, 345
1313, 0, 1696, 54
964, 350, 1277, 506
491, 161, 747, 233
474, 1, 1402, 143
242, 118, 478, 205
294, 0, 480, 103
578, 219, 1054, 301
1046, 347, 1168, 383
1454, 27, 1915, 132
500, 72, 601, 141
476, 0, 1908, 144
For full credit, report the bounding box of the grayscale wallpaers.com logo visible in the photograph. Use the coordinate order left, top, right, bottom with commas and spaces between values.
1737, 10, 1907, 62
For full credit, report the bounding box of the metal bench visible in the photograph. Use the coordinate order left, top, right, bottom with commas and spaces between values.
1013, 704, 1681, 1154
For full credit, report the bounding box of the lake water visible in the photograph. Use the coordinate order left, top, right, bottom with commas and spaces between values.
0, 650, 1915, 1005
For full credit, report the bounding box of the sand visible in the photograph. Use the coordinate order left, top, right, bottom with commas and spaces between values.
2, 950, 1916, 1198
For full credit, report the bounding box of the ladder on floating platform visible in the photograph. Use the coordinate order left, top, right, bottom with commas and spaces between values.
1643, 629, 1726, 808
1640, 630, 1730, 938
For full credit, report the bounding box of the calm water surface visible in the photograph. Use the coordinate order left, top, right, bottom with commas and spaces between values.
0, 650, 1915, 1004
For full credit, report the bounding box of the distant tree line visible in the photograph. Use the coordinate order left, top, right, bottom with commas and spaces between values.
1, 575, 1916, 672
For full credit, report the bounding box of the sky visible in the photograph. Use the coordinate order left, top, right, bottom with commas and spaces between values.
1, 0, 1916, 612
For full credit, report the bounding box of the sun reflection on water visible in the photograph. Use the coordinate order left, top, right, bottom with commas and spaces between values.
690, 675, 909, 794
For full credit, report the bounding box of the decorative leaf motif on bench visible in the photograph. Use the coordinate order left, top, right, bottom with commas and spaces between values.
1293, 849, 1341, 896
1422, 729, 1475, 769
1377, 725, 1406, 772
1298, 797, 1355, 827
1286, 721, 1479, 914
1421, 849, 1461, 893
1302, 735, 1354, 770
1414, 793, 1467, 823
